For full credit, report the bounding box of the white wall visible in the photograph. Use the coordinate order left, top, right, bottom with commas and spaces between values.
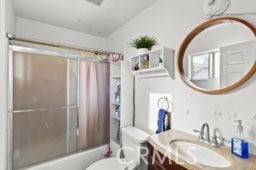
0, 0, 16, 169
106, 0, 256, 154
15, 17, 107, 50
6, 0, 16, 34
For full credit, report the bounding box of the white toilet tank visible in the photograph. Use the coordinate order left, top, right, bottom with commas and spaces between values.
121, 127, 149, 167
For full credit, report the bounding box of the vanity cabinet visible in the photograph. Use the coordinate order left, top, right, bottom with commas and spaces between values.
148, 143, 188, 170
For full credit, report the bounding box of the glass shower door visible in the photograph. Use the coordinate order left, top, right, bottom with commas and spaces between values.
11, 50, 78, 169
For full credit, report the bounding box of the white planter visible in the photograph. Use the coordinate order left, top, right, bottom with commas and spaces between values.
137, 48, 149, 55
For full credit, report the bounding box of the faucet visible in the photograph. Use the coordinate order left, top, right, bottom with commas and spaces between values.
194, 123, 225, 148
211, 128, 225, 148
201, 123, 211, 143
193, 123, 211, 144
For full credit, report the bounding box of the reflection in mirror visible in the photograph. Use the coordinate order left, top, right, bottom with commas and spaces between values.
189, 49, 220, 80
183, 21, 256, 90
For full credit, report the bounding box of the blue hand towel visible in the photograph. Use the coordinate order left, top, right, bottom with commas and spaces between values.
156, 109, 168, 134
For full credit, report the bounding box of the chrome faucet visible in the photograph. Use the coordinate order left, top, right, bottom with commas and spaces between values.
194, 123, 226, 148
201, 123, 211, 143
194, 123, 211, 144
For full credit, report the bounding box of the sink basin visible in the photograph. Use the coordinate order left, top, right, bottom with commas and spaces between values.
169, 140, 231, 168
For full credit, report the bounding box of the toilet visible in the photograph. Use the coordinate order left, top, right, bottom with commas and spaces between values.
87, 126, 149, 170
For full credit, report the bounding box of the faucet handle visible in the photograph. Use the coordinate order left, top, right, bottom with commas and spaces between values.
216, 136, 225, 144
211, 135, 225, 148
193, 129, 204, 142
193, 129, 200, 133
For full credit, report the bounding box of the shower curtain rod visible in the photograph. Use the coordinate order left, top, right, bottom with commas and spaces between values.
7, 33, 123, 56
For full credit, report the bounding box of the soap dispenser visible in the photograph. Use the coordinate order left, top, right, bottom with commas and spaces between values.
231, 120, 249, 159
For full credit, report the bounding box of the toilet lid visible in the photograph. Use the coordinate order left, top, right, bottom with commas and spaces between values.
87, 158, 126, 170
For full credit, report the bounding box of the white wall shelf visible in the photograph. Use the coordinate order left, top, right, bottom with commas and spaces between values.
111, 76, 121, 79
112, 102, 120, 106
110, 61, 133, 148
130, 47, 175, 79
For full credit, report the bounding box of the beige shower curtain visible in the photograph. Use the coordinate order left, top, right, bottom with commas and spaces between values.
78, 61, 110, 150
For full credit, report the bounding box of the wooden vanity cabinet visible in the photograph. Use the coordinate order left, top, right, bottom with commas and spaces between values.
148, 143, 188, 170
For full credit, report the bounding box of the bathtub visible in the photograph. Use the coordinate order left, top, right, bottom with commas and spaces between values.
24, 145, 107, 170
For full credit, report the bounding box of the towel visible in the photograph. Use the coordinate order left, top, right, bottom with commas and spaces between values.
156, 109, 169, 134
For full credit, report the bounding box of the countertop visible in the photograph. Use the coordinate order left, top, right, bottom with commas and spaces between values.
147, 129, 256, 170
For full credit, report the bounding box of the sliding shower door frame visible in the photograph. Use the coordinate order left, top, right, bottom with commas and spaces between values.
7, 47, 14, 170
7, 45, 85, 170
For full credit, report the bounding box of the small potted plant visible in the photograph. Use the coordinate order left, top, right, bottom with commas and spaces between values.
129, 35, 157, 55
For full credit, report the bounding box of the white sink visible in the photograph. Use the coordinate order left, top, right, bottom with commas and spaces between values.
169, 140, 231, 168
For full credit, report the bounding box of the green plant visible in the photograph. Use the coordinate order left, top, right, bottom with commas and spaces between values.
129, 36, 157, 50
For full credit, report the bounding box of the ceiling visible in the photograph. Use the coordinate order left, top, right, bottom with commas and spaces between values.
12, 0, 157, 37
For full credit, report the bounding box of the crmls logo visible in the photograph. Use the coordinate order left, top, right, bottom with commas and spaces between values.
115, 146, 201, 168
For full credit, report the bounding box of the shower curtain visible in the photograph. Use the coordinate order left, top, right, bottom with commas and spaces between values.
78, 61, 110, 150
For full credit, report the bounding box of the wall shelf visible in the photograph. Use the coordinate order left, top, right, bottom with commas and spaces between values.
109, 61, 133, 147
136, 72, 169, 79
112, 102, 120, 106
130, 47, 175, 79
111, 114, 120, 121
111, 76, 121, 79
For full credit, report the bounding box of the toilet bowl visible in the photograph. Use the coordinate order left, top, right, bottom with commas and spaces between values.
86, 126, 149, 170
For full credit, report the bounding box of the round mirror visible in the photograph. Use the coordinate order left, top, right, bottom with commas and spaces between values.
177, 17, 256, 94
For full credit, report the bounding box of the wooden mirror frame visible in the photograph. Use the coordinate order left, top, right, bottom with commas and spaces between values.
177, 17, 256, 94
